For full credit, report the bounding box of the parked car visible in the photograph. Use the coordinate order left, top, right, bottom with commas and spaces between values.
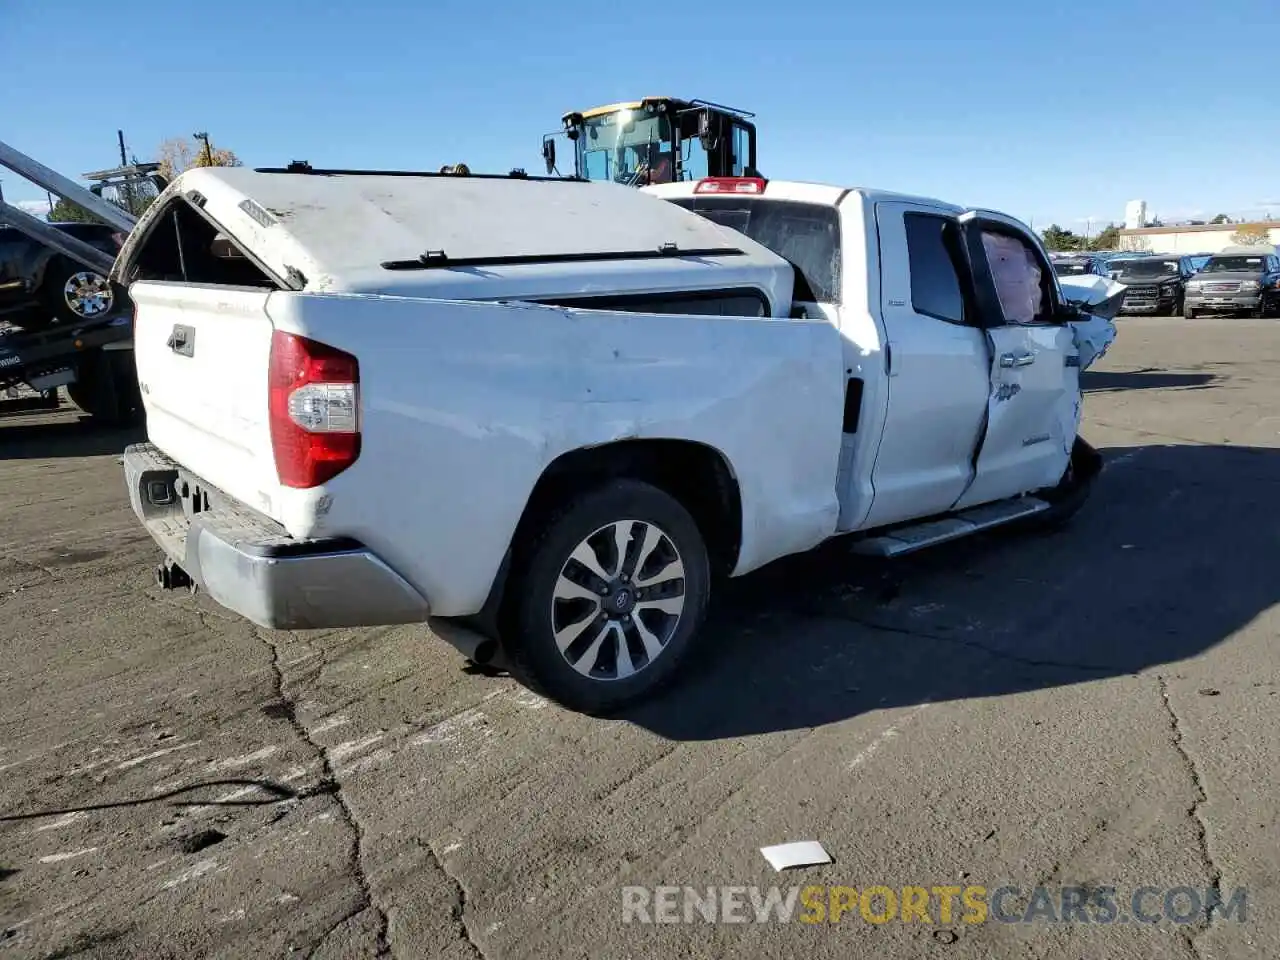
1184, 246, 1280, 318
115, 166, 1115, 713
1188, 254, 1212, 273
0, 221, 124, 332
1112, 254, 1198, 315
1051, 254, 1113, 279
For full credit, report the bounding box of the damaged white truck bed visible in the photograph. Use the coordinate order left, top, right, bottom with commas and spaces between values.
116, 165, 1116, 713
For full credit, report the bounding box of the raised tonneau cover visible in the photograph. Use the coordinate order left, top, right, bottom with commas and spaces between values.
113, 166, 794, 304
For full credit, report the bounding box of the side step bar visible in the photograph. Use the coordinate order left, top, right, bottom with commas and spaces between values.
850, 496, 1050, 558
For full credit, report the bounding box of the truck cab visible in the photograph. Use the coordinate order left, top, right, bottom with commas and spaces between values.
644, 176, 1116, 534
542, 98, 758, 186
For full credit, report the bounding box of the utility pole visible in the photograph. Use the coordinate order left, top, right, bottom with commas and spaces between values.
117, 130, 128, 167
193, 131, 213, 165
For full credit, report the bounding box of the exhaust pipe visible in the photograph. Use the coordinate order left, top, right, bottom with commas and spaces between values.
430, 618, 499, 666
156, 560, 192, 591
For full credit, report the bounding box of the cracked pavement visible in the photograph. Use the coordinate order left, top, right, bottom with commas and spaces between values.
2, 316, 1278, 959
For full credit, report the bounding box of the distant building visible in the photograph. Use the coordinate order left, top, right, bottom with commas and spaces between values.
1123, 200, 1147, 231
1117, 221, 1280, 254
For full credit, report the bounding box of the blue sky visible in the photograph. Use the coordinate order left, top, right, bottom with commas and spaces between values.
4, 0, 1279, 231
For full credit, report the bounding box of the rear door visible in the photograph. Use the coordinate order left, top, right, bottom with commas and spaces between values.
952, 212, 1075, 509
860, 202, 991, 529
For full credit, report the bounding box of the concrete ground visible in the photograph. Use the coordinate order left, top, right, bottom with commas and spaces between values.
1, 316, 1277, 959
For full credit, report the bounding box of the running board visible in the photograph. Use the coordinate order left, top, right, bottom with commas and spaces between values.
850, 497, 1050, 557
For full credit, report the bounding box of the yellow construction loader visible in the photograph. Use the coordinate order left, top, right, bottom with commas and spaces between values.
541, 97, 759, 186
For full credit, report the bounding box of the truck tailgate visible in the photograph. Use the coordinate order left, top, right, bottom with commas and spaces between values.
131, 281, 284, 520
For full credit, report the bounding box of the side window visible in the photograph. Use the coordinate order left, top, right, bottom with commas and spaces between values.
903, 213, 967, 324
980, 229, 1048, 325
679, 140, 709, 182
731, 124, 751, 176
536, 288, 769, 318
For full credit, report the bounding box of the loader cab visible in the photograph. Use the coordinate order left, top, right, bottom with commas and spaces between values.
542, 98, 758, 187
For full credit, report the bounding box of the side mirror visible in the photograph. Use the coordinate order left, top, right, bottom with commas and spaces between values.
541, 138, 556, 175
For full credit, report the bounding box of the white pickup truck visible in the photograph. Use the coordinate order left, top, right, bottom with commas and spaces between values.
115, 165, 1116, 713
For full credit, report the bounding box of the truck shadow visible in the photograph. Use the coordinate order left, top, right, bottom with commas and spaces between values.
1081, 369, 1217, 392
624, 442, 1276, 740
0, 416, 145, 460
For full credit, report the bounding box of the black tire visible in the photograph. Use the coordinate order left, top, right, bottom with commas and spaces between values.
1024, 438, 1102, 533
39, 257, 118, 328
66, 353, 142, 425
506, 479, 711, 715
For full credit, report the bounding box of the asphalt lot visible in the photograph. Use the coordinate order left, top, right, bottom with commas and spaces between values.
2, 315, 1278, 959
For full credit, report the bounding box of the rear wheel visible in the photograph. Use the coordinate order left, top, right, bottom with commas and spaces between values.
506, 480, 711, 714
66, 352, 142, 425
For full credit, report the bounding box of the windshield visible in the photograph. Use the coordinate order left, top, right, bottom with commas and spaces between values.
669, 197, 842, 302
1053, 261, 1091, 276
1204, 256, 1267, 273
1116, 259, 1180, 278
577, 110, 677, 185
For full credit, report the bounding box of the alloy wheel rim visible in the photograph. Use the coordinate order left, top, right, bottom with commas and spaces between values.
550, 519, 687, 681
63, 272, 113, 317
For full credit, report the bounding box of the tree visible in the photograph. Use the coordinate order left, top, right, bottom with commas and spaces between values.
47, 198, 103, 224
1041, 224, 1084, 252
1211, 213, 1231, 224
157, 135, 243, 182
1230, 223, 1273, 246
1089, 224, 1120, 251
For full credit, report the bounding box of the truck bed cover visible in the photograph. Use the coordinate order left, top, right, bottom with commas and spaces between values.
116, 166, 792, 299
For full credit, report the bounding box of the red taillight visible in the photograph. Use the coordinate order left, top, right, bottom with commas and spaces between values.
694, 177, 767, 195
268, 330, 361, 488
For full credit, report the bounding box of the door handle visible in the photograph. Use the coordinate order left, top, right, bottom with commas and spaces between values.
1000, 351, 1035, 368
166, 323, 195, 357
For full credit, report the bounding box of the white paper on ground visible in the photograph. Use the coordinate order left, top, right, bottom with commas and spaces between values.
759, 840, 833, 872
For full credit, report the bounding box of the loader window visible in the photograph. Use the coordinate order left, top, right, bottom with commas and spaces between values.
124, 198, 281, 290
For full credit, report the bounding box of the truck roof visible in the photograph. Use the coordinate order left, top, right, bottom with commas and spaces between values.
642, 178, 964, 213
141, 166, 795, 296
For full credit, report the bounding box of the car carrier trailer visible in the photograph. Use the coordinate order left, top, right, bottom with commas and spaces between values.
0, 139, 143, 424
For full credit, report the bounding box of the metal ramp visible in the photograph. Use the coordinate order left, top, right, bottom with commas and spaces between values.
0, 139, 142, 275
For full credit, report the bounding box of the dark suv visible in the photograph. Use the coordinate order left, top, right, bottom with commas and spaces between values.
1113, 255, 1197, 316
0, 221, 124, 333
1184, 248, 1280, 318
